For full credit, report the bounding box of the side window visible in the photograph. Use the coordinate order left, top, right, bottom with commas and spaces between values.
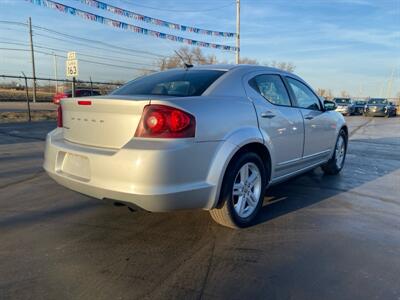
286, 77, 321, 110
249, 74, 291, 106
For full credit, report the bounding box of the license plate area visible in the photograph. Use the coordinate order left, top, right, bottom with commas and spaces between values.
56, 152, 91, 182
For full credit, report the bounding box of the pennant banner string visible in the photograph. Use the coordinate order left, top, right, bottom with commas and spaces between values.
80, 0, 236, 38
27, 0, 238, 52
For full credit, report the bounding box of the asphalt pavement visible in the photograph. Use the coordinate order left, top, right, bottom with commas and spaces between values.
0, 116, 399, 300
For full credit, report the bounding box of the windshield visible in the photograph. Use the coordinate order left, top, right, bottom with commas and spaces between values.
335, 98, 351, 104
111, 69, 226, 97
368, 98, 387, 105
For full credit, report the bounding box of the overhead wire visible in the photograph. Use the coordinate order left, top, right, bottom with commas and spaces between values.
116, 0, 234, 13
0, 47, 158, 72
0, 41, 158, 68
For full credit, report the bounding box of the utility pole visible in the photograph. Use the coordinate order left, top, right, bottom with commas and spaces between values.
28, 17, 37, 103
53, 53, 58, 93
235, 0, 240, 64
386, 66, 395, 99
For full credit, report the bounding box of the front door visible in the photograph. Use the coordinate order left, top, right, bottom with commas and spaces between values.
245, 73, 305, 178
285, 77, 336, 164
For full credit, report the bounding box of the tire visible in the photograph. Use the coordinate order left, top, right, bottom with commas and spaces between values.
322, 129, 348, 175
209, 152, 268, 229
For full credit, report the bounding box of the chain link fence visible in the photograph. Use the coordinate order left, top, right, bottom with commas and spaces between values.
0, 74, 123, 102
0, 74, 124, 122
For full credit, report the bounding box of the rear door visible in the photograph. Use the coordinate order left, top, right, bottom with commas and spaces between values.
244, 72, 305, 178
285, 77, 336, 163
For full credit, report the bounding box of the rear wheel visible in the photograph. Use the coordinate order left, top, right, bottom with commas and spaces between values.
322, 129, 347, 175
210, 152, 267, 229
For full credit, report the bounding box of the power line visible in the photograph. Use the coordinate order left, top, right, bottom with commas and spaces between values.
0, 41, 157, 68
32, 25, 167, 58
0, 47, 157, 72
0, 20, 167, 58
33, 32, 160, 61
75, 0, 235, 36
117, 0, 234, 12
26, 0, 237, 51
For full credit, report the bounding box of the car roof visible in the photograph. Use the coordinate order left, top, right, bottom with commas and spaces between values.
190, 64, 293, 75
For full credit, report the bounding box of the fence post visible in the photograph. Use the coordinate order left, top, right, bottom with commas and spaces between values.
22, 74, 32, 122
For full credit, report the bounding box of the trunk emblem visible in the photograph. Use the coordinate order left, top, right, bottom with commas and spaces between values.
71, 117, 104, 123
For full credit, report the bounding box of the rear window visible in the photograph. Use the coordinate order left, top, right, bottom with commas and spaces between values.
111, 69, 225, 97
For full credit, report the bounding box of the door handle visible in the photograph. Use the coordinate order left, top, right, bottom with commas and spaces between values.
261, 111, 276, 118
304, 115, 314, 120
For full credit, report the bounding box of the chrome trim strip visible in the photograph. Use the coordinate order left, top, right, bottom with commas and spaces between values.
270, 160, 328, 186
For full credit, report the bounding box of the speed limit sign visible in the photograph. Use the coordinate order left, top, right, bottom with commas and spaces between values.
66, 59, 79, 77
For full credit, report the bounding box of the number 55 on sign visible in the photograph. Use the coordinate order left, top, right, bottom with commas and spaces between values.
66, 59, 79, 77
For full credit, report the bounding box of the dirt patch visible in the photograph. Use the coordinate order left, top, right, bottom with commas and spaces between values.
0, 88, 53, 102
0, 111, 56, 123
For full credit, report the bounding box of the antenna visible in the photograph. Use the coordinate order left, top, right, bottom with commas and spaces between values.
174, 50, 193, 69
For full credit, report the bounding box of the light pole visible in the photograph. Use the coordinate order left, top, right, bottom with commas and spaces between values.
53, 53, 58, 93
235, 0, 240, 64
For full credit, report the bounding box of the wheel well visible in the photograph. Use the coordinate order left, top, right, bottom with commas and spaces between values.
215, 142, 271, 208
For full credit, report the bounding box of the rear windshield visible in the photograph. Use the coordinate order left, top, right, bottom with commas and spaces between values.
111, 69, 225, 97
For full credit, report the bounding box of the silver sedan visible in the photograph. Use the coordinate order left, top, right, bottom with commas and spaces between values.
44, 65, 348, 228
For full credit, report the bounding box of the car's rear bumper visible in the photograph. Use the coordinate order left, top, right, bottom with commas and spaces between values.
43, 129, 222, 212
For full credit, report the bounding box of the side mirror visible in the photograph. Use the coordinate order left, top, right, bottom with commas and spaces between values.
324, 100, 337, 111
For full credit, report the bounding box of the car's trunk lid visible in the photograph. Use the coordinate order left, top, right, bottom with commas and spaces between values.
61, 96, 151, 149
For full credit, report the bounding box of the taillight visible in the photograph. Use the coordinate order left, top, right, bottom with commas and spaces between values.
57, 105, 63, 127
53, 92, 66, 105
135, 105, 195, 138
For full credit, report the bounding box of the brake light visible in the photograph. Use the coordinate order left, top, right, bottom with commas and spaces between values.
57, 105, 63, 127
78, 100, 92, 105
135, 105, 195, 138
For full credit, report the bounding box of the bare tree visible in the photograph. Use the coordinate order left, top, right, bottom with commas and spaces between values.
238, 57, 259, 65
340, 90, 350, 98
265, 60, 296, 72
156, 47, 296, 73
157, 47, 218, 70
317, 88, 333, 99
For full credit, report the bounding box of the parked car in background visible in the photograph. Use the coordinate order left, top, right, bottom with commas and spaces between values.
364, 98, 396, 117
352, 99, 366, 115
333, 98, 355, 116
44, 65, 348, 228
53, 89, 101, 104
